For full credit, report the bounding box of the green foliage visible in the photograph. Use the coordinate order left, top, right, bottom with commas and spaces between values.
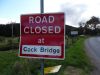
0, 37, 19, 51
0, 50, 41, 75
44, 36, 92, 75
7, 39, 13, 44
0, 36, 5, 42
0, 36, 92, 75
11, 61, 31, 75
65, 36, 92, 74
0, 50, 19, 75
0, 23, 20, 37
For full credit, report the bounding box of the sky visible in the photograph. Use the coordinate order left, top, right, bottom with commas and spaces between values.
0, 0, 100, 27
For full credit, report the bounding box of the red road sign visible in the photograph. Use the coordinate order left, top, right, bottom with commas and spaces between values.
19, 13, 65, 59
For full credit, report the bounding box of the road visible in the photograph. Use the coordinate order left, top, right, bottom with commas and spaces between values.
85, 37, 100, 75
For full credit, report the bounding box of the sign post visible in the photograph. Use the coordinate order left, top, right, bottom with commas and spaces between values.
40, 0, 44, 75
71, 31, 78, 36
19, 1, 65, 75
19, 14, 64, 74
71, 31, 78, 43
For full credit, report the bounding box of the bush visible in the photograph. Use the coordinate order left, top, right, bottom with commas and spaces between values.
8, 39, 13, 44
0, 38, 19, 51
0, 44, 11, 51
13, 43, 19, 49
0, 37, 5, 42
11, 59, 41, 75
11, 61, 31, 75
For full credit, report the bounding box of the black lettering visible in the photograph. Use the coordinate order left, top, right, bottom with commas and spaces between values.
57, 49, 60, 53
34, 47, 37, 52
40, 47, 44, 52
28, 48, 30, 52
23, 47, 27, 51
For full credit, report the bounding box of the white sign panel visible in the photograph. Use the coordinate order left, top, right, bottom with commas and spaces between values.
71, 31, 78, 35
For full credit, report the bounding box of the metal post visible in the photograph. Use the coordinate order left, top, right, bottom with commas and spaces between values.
12, 22, 13, 51
40, 0, 44, 13
40, 59, 44, 75
40, 0, 44, 75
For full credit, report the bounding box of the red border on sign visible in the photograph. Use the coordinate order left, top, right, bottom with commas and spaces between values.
19, 13, 65, 60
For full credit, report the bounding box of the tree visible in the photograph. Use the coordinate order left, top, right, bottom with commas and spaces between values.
84, 16, 100, 35
78, 21, 86, 35
0, 23, 20, 37
86, 16, 100, 30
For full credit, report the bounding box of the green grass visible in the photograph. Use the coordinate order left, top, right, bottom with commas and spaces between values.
0, 50, 19, 75
0, 37, 19, 51
65, 36, 92, 74
0, 50, 39, 75
0, 36, 92, 75
44, 36, 92, 75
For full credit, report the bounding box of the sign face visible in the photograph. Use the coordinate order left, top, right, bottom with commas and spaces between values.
19, 13, 65, 59
71, 31, 78, 35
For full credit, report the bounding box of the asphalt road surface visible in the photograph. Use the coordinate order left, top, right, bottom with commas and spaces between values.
85, 37, 100, 75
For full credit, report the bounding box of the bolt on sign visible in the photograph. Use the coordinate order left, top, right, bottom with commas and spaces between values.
19, 13, 65, 59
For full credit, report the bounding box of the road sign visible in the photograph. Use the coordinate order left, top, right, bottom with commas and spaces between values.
19, 13, 65, 59
71, 31, 78, 35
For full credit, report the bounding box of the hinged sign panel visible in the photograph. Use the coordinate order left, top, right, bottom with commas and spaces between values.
19, 13, 65, 59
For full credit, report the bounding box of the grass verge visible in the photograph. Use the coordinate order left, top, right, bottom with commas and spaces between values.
44, 36, 92, 75
0, 36, 92, 75
64, 36, 92, 75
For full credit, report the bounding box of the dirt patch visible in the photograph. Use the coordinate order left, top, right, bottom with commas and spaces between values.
64, 66, 84, 75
